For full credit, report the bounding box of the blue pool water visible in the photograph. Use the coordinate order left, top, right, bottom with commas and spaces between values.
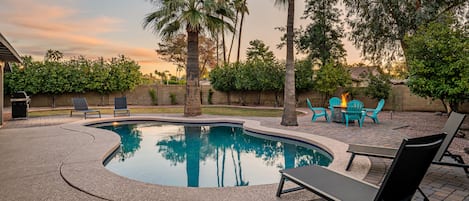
98, 122, 332, 187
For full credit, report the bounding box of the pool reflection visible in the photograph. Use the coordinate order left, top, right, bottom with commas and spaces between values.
101, 123, 332, 187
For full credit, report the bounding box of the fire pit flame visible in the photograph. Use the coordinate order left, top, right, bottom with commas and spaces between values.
341, 93, 349, 107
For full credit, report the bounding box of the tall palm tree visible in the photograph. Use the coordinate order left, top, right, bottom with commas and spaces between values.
144, 0, 234, 116
227, 0, 249, 63
235, 0, 248, 63
276, 0, 298, 126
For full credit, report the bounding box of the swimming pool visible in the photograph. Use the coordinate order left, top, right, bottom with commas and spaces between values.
97, 121, 333, 187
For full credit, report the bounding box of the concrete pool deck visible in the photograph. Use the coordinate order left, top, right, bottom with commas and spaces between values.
0, 108, 468, 200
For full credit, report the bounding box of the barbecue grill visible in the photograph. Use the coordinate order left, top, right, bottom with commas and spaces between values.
11, 91, 30, 119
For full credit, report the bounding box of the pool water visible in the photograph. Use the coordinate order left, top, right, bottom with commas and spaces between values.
98, 122, 332, 187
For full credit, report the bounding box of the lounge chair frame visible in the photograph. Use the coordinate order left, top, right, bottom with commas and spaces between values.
345, 112, 468, 176
114, 96, 130, 117
277, 133, 446, 201
70, 97, 101, 119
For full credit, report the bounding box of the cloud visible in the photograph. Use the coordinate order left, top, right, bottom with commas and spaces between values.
123, 48, 158, 59
0, 0, 123, 52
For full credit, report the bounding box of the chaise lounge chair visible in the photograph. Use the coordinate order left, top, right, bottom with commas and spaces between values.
306, 98, 329, 122
70, 97, 101, 119
276, 133, 446, 201
114, 96, 130, 117
345, 112, 468, 176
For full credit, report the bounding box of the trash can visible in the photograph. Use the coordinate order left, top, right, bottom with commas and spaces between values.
11, 91, 30, 119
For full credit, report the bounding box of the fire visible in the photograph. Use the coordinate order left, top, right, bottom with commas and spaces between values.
341, 93, 349, 107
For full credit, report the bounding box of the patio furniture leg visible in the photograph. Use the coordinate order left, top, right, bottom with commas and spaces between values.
417, 187, 430, 201
452, 154, 469, 176
345, 115, 349, 127
346, 153, 356, 171
276, 175, 286, 197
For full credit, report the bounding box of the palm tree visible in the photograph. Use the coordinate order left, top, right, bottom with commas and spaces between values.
235, 0, 248, 63
44, 49, 63, 62
144, 0, 234, 116
276, 0, 298, 126
227, 0, 249, 63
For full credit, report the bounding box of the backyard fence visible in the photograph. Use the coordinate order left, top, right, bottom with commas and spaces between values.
3, 84, 469, 113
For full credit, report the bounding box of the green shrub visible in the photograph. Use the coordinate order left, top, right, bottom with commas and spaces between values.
208, 89, 214, 104
148, 88, 158, 105
169, 93, 177, 105
365, 73, 391, 100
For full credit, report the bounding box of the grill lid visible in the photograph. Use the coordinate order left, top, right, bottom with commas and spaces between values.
12, 91, 29, 98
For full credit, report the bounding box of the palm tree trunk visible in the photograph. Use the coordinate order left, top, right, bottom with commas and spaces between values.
281, 0, 298, 126
185, 30, 202, 116
216, 34, 220, 66
228, 11, 239, 64
221, 16, 227, 64
236, 6, 246, 63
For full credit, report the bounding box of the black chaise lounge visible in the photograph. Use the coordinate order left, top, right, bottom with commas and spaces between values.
276, 133, 446, 201
70, 97, 101, 119
114, 96, 130, 117
345, 112, 468, 176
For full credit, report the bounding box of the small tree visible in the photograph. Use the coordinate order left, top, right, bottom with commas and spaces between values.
209, 63, 238, 104
405, 16, 469, 113
234, 62, 263, 105
297, 0, 346, 65
295, 59, 314, 92
364, 73, 392, 100
246, 39, 276, 63
314, 61, 352, 105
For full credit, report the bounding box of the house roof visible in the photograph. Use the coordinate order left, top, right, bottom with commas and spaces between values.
348, 66, 380, 81
0, 32, 22, 63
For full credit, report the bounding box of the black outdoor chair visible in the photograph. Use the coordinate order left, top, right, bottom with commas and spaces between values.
70, 97, 101, 119
114, 96, 130, 117
276, 133, 446, 201
345, 112, 468, 176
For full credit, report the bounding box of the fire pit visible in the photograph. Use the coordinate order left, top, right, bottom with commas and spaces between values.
332, 106, 346, 123
331, 93, 350, 123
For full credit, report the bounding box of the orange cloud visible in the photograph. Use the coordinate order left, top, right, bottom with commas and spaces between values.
122, 48, 158, 59
1, 0, 121, 41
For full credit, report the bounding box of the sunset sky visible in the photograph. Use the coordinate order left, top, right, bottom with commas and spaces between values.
0, 0, 362, 75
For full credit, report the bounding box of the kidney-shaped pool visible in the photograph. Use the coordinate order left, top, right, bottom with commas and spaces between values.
95, 121, 333, 188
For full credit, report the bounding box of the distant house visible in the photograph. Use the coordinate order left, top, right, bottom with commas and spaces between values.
348, 66, 380, 87
0, 32, 22, 127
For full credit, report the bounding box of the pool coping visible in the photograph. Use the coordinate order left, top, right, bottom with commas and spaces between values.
59, 116, 371, 200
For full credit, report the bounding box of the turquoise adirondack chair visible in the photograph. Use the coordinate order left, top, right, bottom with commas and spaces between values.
342, 100, 365, 128
328, 97, 341, 118
306, 98, 329, 122
364, 99, 385, 124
